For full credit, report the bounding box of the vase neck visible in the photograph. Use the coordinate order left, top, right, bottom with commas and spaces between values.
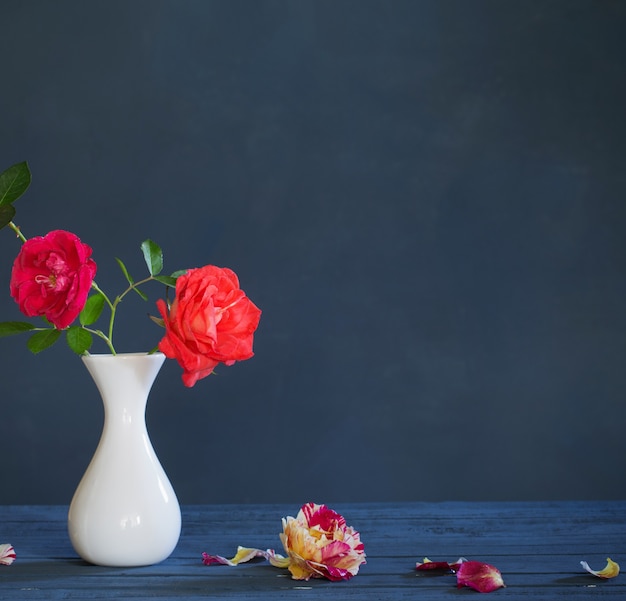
82, 353, 166, 416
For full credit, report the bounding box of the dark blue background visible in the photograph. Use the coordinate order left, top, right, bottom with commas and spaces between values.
1, 0, 625, 504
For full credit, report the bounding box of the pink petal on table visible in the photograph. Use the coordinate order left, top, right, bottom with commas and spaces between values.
0, 544, 16, 566
456, 560, 505, 593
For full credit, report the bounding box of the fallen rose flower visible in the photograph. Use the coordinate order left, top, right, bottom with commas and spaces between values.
581, 557, 620, 579
0, 544, 16, 566
10, 229, 97, 329
456, 560, 505, 593
157, 265, 261, 387
278, 502, 366, 581
201, 503, 366, 582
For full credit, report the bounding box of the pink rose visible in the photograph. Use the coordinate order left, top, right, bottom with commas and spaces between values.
156, 265, 261, 387
278, 503, 366, 581
10, 229, 97, 329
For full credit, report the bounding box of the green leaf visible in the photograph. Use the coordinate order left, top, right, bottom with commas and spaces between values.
148, 314, 165, 327
66, 326, 93, 355
153, 274, 178, 287
0, 162, 31, 206
0, 203, 16, 230
0, 321, 36, 337
141, 239, 163, 276
115, 257, 147, 299
80, 294, 105, 326
115, 257, 134, 285
27, 329, 61, 354
134, 287, 149, 301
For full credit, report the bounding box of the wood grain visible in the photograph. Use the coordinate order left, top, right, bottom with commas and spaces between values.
1, 502, 624, 599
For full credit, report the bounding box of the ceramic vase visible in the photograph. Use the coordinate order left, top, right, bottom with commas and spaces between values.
68, 352, 181, 567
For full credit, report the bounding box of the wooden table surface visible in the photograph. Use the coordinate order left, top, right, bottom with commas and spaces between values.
1, 501, 625, 599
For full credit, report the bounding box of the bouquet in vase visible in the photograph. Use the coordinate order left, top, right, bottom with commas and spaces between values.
0, 161, 261, 387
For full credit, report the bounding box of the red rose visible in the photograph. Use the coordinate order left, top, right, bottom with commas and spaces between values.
156, 265, 261, 387
10, 229, 97, 329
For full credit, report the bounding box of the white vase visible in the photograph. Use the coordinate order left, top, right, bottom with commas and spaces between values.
68, 352, 181, 567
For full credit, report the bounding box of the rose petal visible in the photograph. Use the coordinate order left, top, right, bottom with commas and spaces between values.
580, 557, 620, 579
0, 544, 16, 566
456, 560, 505, 593
416, 557, 466, 571
202, 546, 284, 566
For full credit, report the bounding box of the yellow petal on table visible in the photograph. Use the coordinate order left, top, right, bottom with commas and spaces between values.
267, 551, 291, 569
202, 546, 286, 566
580, 557, 620, 579
416, 557, 466, 571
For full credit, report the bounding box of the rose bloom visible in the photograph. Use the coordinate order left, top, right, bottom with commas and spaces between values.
278, 503, 366, 581
156, 265, 261, 387
10, 229, 97, 329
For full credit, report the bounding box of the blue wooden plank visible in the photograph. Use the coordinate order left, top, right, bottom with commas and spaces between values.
0, 502, 625, 600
